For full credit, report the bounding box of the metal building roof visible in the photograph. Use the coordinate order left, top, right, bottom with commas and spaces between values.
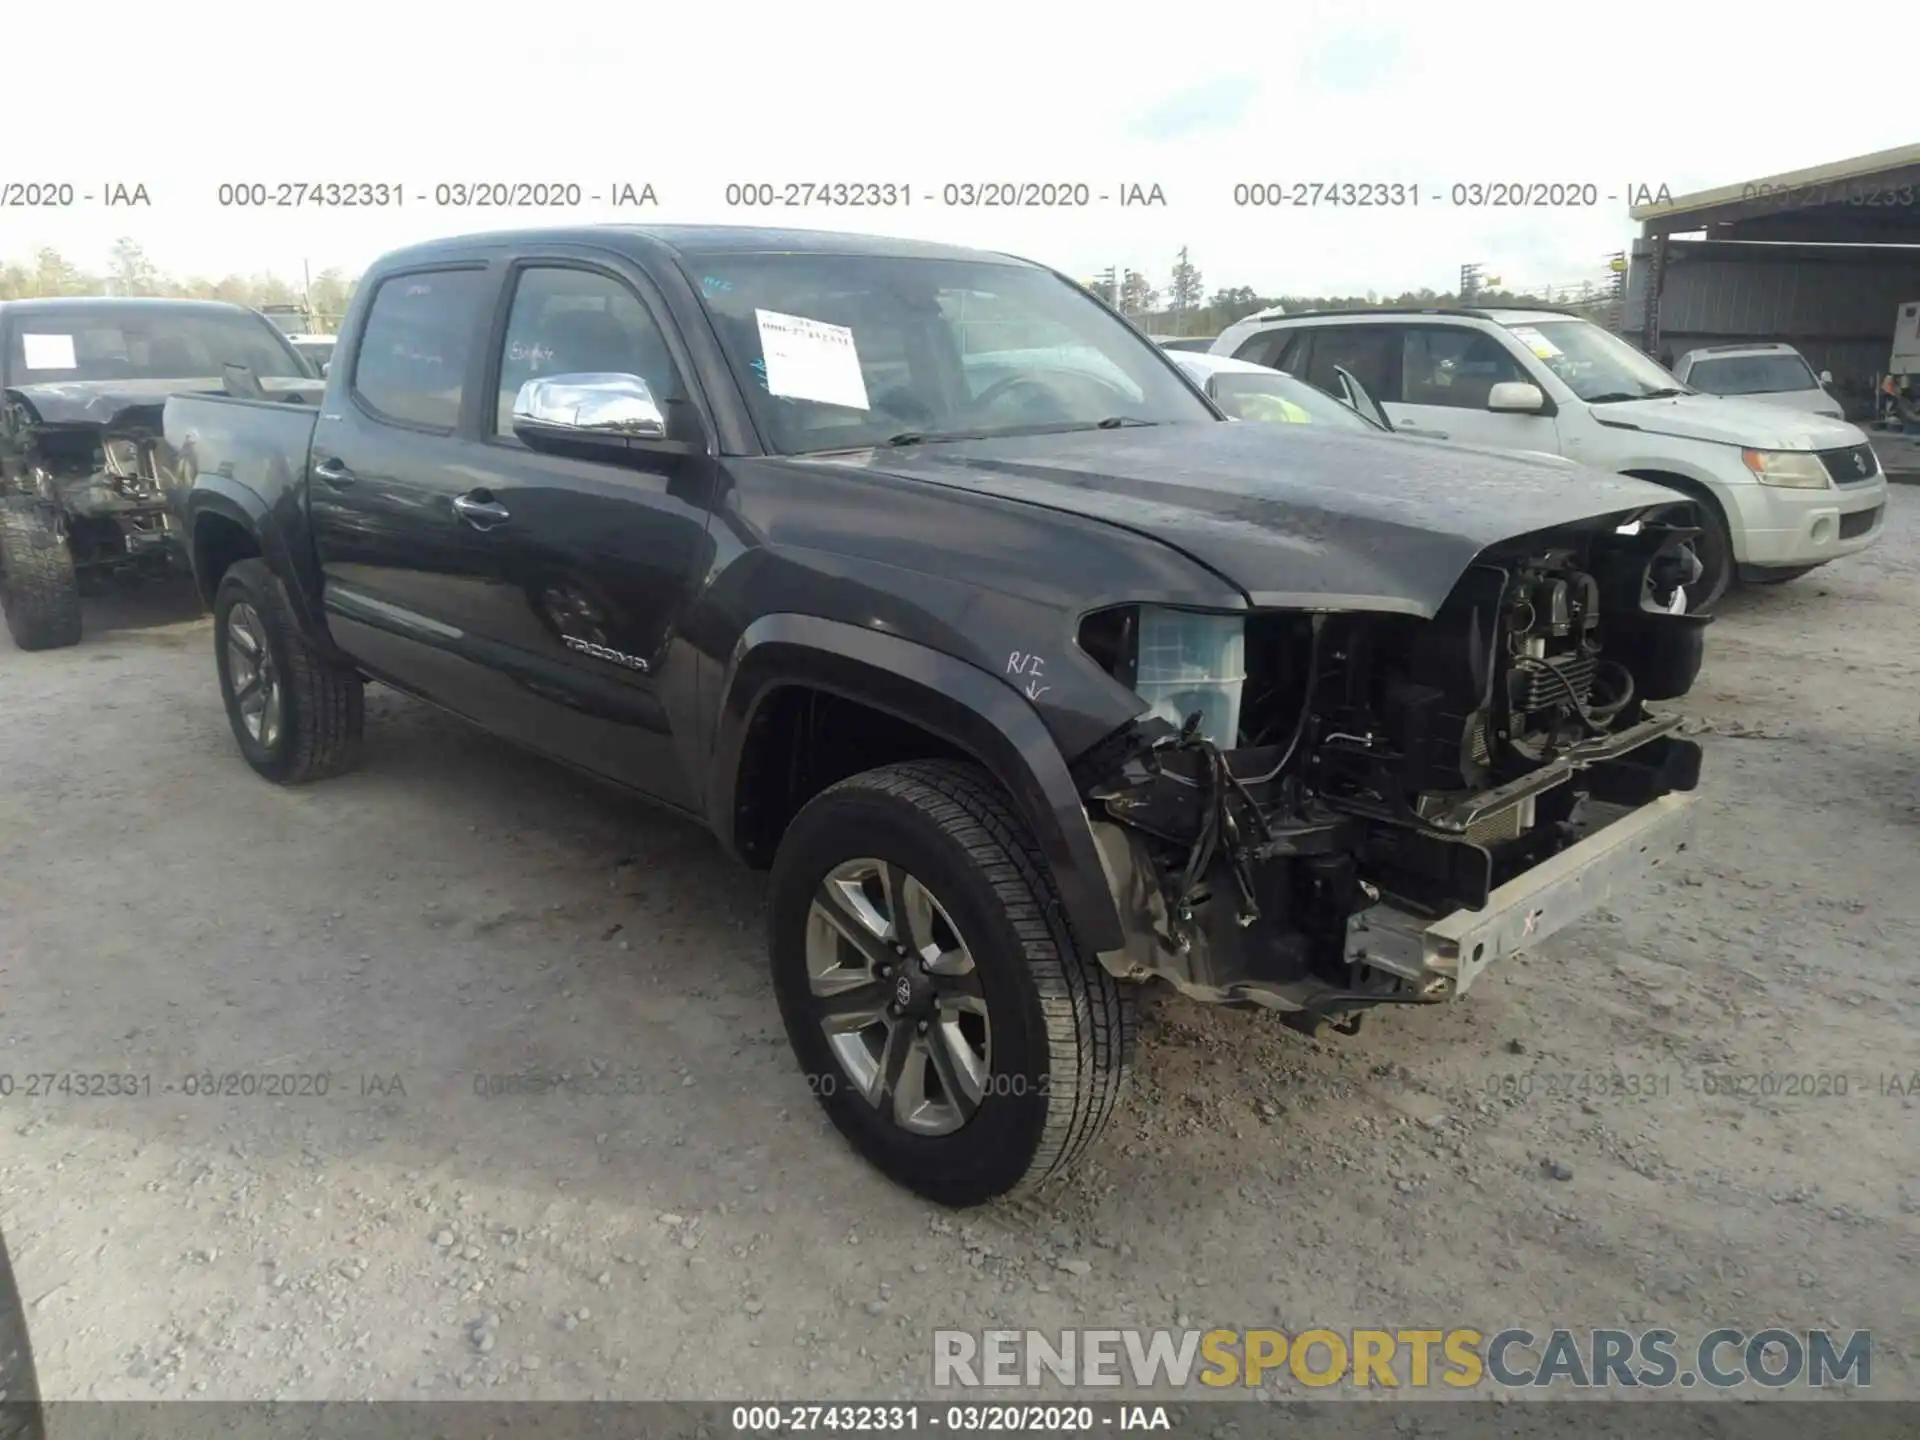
1630, 143, 1920, 242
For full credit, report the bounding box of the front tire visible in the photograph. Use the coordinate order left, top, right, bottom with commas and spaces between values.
0, 498, 82, 651
768, 760, 1133, 1207
1686, 497, 1735, 612
213, 558, 364, 783
1746, 564, 1819, 586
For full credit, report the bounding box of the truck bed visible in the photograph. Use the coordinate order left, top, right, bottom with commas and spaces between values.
159, 391, 320, 518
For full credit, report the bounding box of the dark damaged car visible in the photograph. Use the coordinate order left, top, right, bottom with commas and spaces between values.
158, 226, 1710, 1206
0, 297, 323, 649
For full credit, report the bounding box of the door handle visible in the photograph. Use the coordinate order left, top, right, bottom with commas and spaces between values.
312, 457, 356, 487
451, 492, 511, 529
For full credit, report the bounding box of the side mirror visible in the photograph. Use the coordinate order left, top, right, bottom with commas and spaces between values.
1818, 370, 1833, 385
512, 373, 668, 452
1487, 381, 1547, 414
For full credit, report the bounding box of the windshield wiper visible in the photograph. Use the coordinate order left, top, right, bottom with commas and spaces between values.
1094, 416, 1158, 428
880, 430, 999, 446
1588, 387, 1688, 404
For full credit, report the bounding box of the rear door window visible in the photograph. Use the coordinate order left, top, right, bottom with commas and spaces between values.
1303, 326, 1400, 403
1231, 328, 1290, 368
1273, 330, 1315, 378
351, 268, 488, 430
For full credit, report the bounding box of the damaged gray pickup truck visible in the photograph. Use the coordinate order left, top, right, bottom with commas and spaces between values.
0, 297, 323, 649
162, 226, 1709, 1206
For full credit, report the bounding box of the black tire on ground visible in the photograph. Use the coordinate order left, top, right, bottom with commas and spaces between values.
1683, 496, 1735, 612
1747, 564, 1819, 585
0, 498, 82, 651
0, 1220, 45, 1440
768, 760, 1134, 1207
213, 557, 364, 784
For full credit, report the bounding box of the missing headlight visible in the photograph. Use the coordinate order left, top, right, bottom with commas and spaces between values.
1078, 606, 1247, 746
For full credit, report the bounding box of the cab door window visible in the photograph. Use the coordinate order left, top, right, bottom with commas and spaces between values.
494, 267, 688, 435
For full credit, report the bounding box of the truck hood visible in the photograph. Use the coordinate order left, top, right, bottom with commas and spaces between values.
4, 377, 321, 429
1591, 391, 1863, 449
799, 421, 1686, 617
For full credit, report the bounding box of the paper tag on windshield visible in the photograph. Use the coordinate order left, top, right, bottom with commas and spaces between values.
1508, 326, 1562, 359
22, 333, 77, 370
754, 309, 870, 410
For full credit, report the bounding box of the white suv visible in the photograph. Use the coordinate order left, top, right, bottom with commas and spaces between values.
1210, 308, 1887, 605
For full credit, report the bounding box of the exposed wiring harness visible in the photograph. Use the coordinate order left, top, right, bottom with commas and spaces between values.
1141, 618, 1330, 948
1152, 715, 1283, 947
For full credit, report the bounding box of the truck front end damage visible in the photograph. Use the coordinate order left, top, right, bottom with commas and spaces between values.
1073, 505, 1706, 1032
1, 390, 181, 579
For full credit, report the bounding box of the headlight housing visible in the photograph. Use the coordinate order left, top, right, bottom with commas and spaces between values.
1741, 448, 1829, 489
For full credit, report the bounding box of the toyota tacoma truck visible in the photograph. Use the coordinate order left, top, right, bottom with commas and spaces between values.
159, 225, 1709, 1206
0, 297, 323, 649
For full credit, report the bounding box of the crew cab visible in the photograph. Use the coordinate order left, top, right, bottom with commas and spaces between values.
161, 226, 1709, 1206
1214, 307, 1887, 604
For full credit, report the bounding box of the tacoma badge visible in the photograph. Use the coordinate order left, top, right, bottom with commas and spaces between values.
561, 636, 650, 672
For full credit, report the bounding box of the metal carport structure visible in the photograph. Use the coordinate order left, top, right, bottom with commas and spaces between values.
1621, 143, 1920, 420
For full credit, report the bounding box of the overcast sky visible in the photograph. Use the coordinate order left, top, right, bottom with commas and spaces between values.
8, 1, 1904, 298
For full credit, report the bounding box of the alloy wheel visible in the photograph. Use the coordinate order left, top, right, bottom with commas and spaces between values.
225, 601, 282, 749
804, 858, 992, 1136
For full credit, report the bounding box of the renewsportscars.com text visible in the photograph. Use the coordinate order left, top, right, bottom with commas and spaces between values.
932, 1327, 1871, 1391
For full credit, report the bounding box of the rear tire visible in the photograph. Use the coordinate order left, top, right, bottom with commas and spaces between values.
0, 498, 82, 651
768, 760, 1133, 1207
213, 558, 364, 783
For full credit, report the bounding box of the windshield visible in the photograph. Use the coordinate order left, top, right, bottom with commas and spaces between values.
1505, 319, 1686, 403
684, 253, 1215, 453
1206, 369, 1376, 429
1686, 353, 1818, 395
4, 307, 309, 385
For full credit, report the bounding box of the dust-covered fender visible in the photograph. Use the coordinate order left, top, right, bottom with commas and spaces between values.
707, 613, 1126, 953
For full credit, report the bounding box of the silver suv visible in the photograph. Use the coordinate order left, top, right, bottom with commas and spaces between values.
1670, 342, 1843, 420
1210, 307, 1886, 606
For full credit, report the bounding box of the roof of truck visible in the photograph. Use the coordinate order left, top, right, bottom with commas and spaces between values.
373, 224, 1038, 269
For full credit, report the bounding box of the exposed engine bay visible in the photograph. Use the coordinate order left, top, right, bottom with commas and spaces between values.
0, 391, 177, 577
1073, 503, 1708, 1031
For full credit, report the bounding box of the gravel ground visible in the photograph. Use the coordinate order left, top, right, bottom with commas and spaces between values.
1, 493, 1916, 1404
